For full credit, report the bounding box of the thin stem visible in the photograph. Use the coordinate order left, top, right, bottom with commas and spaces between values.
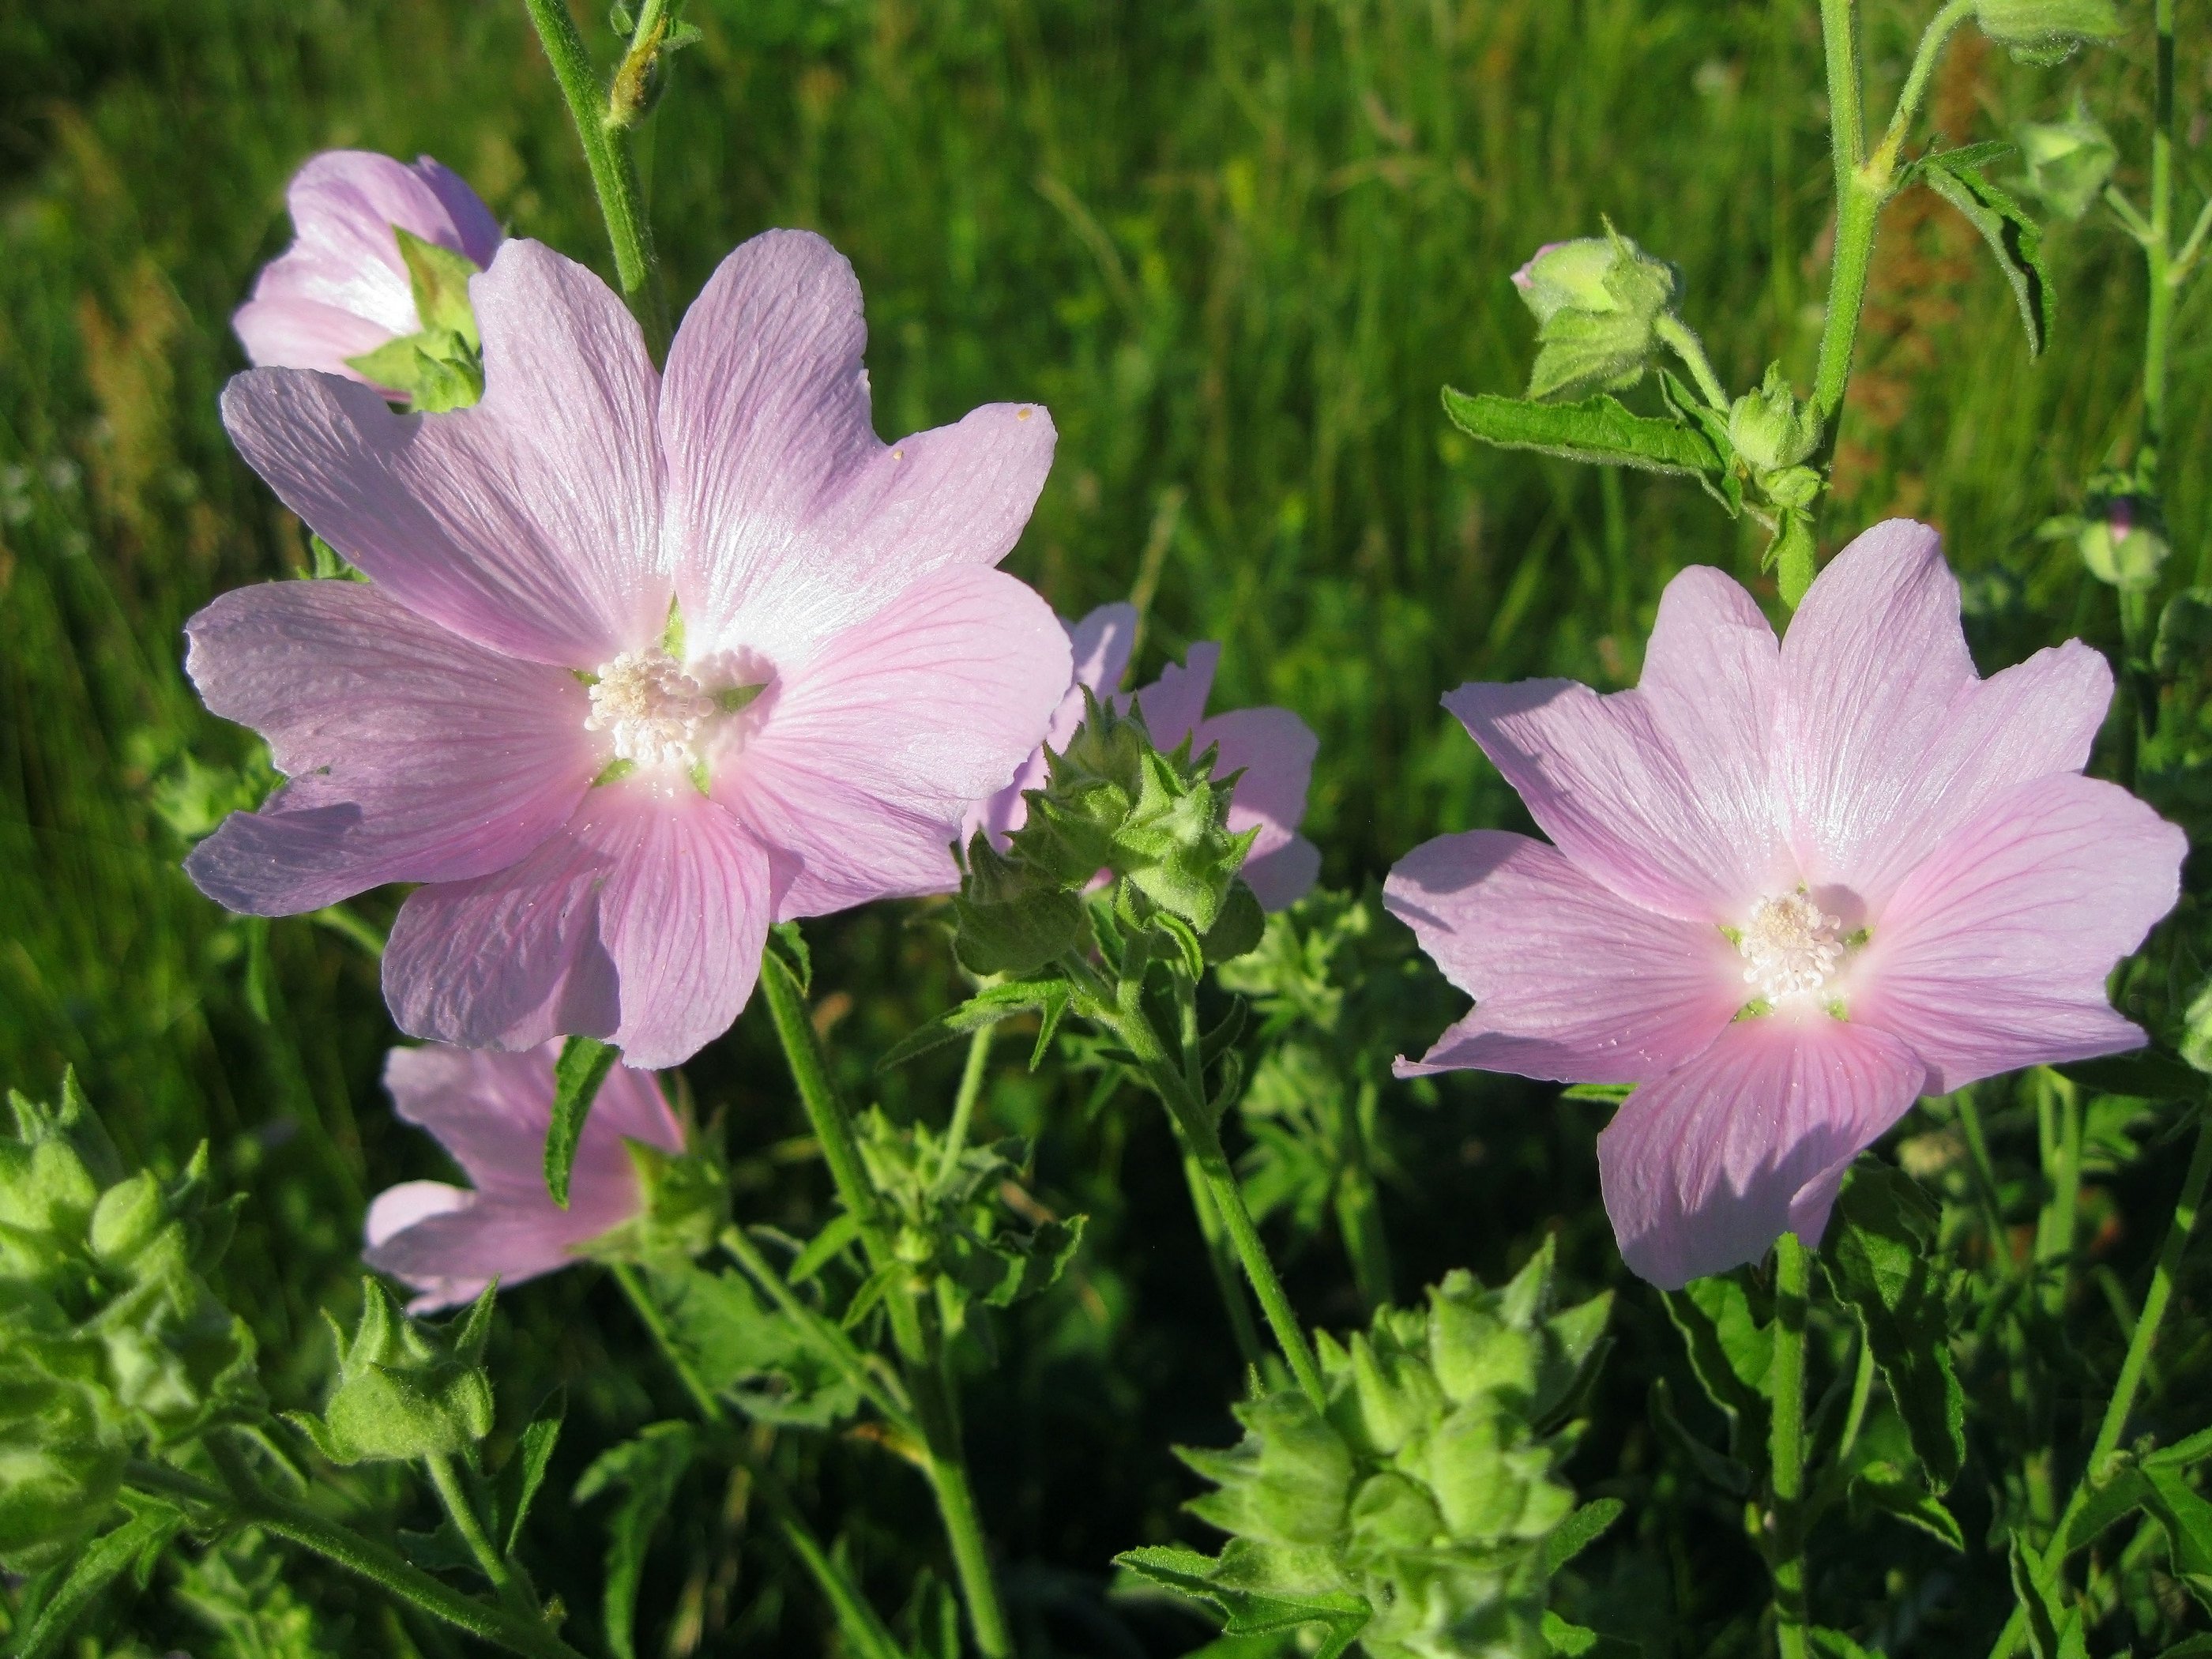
717, 1224, 915, 1431
2173, 194, 2212, 280
1180, 1142, 1271, 1371
309, 903, 387, 960
2033, 1070, 2084, 1319
1654, 314, 1732, 411
425, 1453, 534, 1616
1834, 1326, 1877, 1467
773, 1507, 908, 1659
2107, 183, 2157, 246
2142, 0, 2177, 462
615, 1261, 728, 1424
1819, 0, 1864, 196
1334, 1080, 1395, 1313
908, 1354, 1014, 1659
518, 0, 668, 351
936, 1024, 995, 1188
1768, 1233, 1812, 1659
1954, 1090, 2014, 1267
1875, 0, 1976, 171
197, 1439, 587, 1659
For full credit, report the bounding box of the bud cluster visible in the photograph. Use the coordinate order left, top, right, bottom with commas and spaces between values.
1126, 1245, 1612, 1659
0, 1077, 262, 1570
952, 691, 1263, 977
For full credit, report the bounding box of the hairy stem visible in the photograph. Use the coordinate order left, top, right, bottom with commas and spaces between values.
518, 0, 668, 351
1654, 314, 1732, 410
190, 1440, 586, 1659
1769, 1232, 1812, 1659
1875, 0, 1975, 170
425, 1453, 535, 1616
1179, 1141, 1271, 1371
936, 1024, 995, 1187
2143, 0, 2176, 467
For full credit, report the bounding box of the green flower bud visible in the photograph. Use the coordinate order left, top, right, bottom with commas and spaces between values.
1513, 228, 1681, 401
1728, 364, 1823, 479
2078, 496, 2169, 591
1181, 1391, 1353, 1547
1341, 1331, 1446, 1457
1345, 1471, 1445, 1559
950, 831, 1087, 977
89, 1171, 167, 1270
1114, 747, 1257, 932
2018, 98, 2117, 220
294, 1280, 495, 1465
1974, 0, 2121, 63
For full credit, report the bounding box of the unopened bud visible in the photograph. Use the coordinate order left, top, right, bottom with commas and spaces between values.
2018, 99, 2117, 220
1975, 0, 2121, 63
1513, 228, 1681, 401
295, 1280, 495, 1465
2078, 496, 2169, 591
1728, 364, 1823, 479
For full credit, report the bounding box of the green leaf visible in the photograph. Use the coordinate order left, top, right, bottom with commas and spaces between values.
396, 1522, 481, 1575
1822, 1163, 1967, 1489
9, 1499, 185, 1659
2008, 1533, 2067, 1659
2155, 1637, 2212, 1657
1441, 387, 1723, 478
1661, 1276, 1769, 1457
574, 1421, 698, 1659
2054, 1048, 2205, 1100
788, 1212, 863, 1284
1849, 1461, 1966, 1550
496, 1387, 565, 1554
1114, 1544, 1370, 1659
977, 1213, 1087, 1308
1543, 1495, 1625, 1574
1560, 1082, 1635, 1103
768, 920, 812, 993
877, 978, 1071, 1072
393, 227, 482, 344
2065, 1458, 2150, 1550
1650, 1376, 1754, 1497
545, 1035, 620, 1208
1657, 368, 1744, 517
1917, 149, 2052, 357
2146, 1424, 2212, 1470
634, 1258, 862, 1428
2143, 1467, 2212, 1614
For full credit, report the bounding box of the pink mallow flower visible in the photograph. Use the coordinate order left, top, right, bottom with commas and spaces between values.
365, 1043, 682, 1312
234, 150, 505, 386
1386, 521, 2185, 1289
965, 602, 1322, 910
188, 230, 1070, 1068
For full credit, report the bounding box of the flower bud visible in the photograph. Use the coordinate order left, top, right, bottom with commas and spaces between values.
293, 1280, 495, 1465
2078, 496, 2169, 591
1512, 228, 1681, 401
2183, 975, 2212, 1076
2017, 99, 2118, 220
1728, 364, 1823, 479
1974, 0, 2121, 63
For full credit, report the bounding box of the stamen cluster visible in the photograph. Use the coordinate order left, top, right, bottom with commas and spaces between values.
585, 649, 716, 769
1737, 892, 1845, 1003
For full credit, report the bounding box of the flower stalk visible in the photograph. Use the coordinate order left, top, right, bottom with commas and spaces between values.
1767, 1232, 1813, 1659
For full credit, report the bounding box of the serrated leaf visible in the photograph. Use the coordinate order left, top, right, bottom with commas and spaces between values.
497, 1387, 565, 1554
1442, 387, 1723, 477
1115, 1544, 1370, 1659
9, 1500, 185, 1659
575, 1421, 697, 1659
1543, 1495, 1624, 1574
878, 978, 1070, 1072
788, 1213, 862, 1285
545, 1036, 620, 1208
1849, 1461, 1966, 1550
1919, 149, 2051, 356
978, 1213, 1087, 1308
1822, 1164, 1966, 1489
1661, 1277, 1769, 1456
1657, 367, 1744, 517
634, 1258, 861, 1428
2009, 1532, 2067, 1659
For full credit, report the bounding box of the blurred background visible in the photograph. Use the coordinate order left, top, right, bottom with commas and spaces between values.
2, 0, 2206, 1653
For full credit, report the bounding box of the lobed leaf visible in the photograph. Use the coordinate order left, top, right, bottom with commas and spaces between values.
1917, 149, 2052, 357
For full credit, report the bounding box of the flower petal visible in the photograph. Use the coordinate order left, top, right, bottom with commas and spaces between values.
1202, 705, 1319, 910
1385, 830, 1742, 1082
222, 239, 666, 667
1597, 1015, 1928, 1288
1442, 563, 1787, 920
661, 230, 1055, 664
1851, 773, 2185, 1091
1776, 520, 2116, 907
1243, 836, 1322, 913
363, 1195, 592, 1314
182, 581, 596, 915
963, 601, 1140, 845
362, 1182, 487, 1314
383, 785, 773, 1068
724, 566, 1071, 917
1132, 641, 1219, 747
1070, 603, 1138, 699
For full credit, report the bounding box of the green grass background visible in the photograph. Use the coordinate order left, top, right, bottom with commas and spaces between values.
2, 0, 2207, 1652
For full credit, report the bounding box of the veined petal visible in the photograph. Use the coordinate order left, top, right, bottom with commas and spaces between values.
662, 230, 1055, 664
1202, 705, 1319, 911
1132, 641, 1219, 748
223, 240, 667, 667
383, 785, 773, 1069
1776, 520, 2116, 906
363, 1181, 486, 1314
1443, 563, 1788, 920
182, 581, 595, 915
1597, 1016, 1928, 1288
1851, 773, 2185, 1091
724, 566, 1071, 917
963, 600, 1139, 845
1384, 830, 1742, 1083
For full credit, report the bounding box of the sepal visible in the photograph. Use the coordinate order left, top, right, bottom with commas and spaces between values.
292, 1279, 495, 1465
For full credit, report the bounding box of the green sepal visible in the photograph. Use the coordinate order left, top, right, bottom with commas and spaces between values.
394, 228, 481, 344
344, 329, 486, 413
950, 833, 1087, 977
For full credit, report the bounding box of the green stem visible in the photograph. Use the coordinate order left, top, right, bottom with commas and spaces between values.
2142, 0, 2176, 467
936, 1024, 995, 1188
1834, 1326, 1876, 1467
1654, 314, 1731, 411
1875, 0, 1975, 171
2033, 1070, 2084, 1319
1768, 1232, 1812, 1659
1334, 1080, 1395, 1313
1954, 1090, 2014, 1267
908, 1353, 1014, 1659
772, 1503, 909, 1659
191, 1441, 587, 1659
615, 1261, 728, 1424
518, 0, 668, 351
1179, 1142, 1271, 1371
425, 1453, 535, 1616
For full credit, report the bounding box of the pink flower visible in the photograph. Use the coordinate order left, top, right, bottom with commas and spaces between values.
188, 230, 1070, 1067
364, 1044, 682, 1312
965, 603, 1322, 910
1386, 521, 2185, 1288
234, 151, 504, 389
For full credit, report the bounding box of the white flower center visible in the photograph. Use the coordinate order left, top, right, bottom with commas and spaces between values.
1737, 892, 1845, 1003
585, 649, 715, 770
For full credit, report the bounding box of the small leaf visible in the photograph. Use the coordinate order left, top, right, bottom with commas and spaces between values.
1442, 387, 1723, 478
1560, 1082, 1635, 1103
1115, 1544, 1370, 1659
9, 1500, 185, 1659
2009, 1532, 2066, 1659
1661, 1276, 1769, 1457
878, 978, 1070, 1072
575, 1421, 698, 1659
1849, 1461, 1966, 1550
545, 1036, 620, 1209
978, 1213, 1087, 1308
497, 1387, 566, 1554
1543, 1495, 1625, 1574
788, 1213, 863, 1285
1918, 149, 2052, 356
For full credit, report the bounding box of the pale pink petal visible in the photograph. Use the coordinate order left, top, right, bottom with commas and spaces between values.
365, 1195, 609, 1314
661, 230, 1055, 664
1384, 831, 1743, 1083
1132, 642, 1219, 748
235, 151, 502, 381
1200, 705, 1319, 911
1776, 521, 2116, 907
1850, 774, 2185, 1091
384, 786, 773, 1070
724, 566, 1071, 916
182, 581, 595, 915
1441, 563, 1789, 922
963, 601, 1140, 845
222, 239, 666, 667
1597, 1016, 1928, 1288
1069, 603, 1138, 700
365, 1180, 470, 1247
